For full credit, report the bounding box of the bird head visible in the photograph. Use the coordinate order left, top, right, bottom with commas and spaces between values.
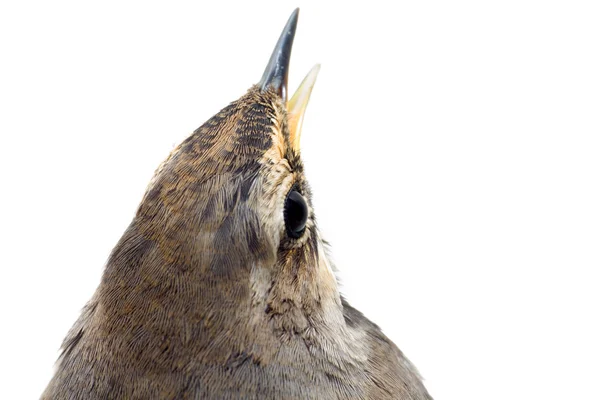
102, 9, 341, 341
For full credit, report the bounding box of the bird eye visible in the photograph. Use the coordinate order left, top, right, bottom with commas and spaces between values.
284, 190, 308, 238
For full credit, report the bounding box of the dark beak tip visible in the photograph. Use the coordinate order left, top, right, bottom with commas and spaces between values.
258, 8, 300, 101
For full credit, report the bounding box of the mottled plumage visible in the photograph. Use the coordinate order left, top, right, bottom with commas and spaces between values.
42, 9, 431, 400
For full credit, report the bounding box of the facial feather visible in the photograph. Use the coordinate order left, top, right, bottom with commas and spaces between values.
42, 10, 432, 399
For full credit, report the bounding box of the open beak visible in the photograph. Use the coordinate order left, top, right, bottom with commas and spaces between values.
258, 8, 320, 153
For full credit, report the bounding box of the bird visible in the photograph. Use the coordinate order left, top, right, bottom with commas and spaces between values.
42, 9, 432, 400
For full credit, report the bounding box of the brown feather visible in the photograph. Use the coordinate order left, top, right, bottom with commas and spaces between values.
42, 84, 431, 399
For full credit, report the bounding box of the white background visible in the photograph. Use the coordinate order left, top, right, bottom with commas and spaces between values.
1, 1, 599, 399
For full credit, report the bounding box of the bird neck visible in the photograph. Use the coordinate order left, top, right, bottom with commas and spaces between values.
96, 221, 346, 358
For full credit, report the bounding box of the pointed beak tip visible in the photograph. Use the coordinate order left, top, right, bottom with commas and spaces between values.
258, 9, 301, 101
287, 63, 321, 152
308, 64, 321, 79
290, 64, 321, 104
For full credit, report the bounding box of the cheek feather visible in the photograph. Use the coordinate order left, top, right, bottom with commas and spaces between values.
250, 168, 295, 250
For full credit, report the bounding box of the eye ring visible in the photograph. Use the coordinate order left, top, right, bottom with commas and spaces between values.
283, 189, 308, 238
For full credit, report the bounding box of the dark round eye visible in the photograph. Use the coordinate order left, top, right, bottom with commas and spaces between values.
284, 190, 308, 238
